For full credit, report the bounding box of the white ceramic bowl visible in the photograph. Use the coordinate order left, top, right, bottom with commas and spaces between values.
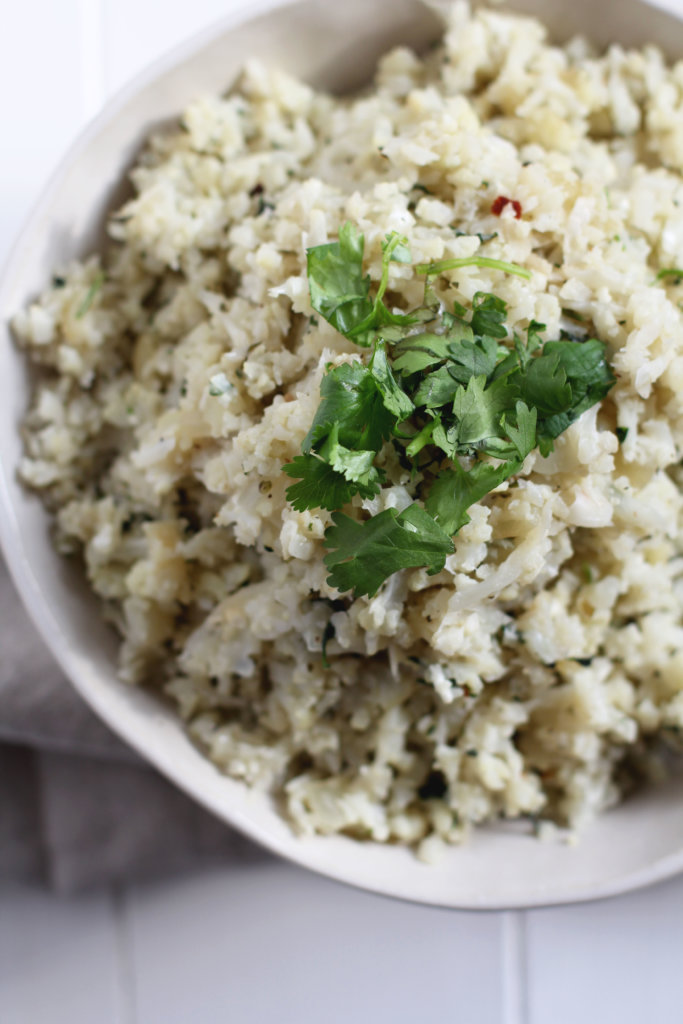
2, 0, 683, 910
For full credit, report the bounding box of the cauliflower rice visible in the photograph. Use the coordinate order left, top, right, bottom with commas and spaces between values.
13, 2, 683, 854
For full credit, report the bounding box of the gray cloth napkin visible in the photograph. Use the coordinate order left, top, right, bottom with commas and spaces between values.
0, 557, 265, 891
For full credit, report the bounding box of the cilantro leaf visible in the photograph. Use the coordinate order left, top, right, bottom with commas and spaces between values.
469, 292, 509, 339
317, 423, 384, 492
503, 401, 537, 459
307, 222, 373, 340
369, 342, 415, 420
452, 376, 500, 448
511, 321, 544, 371
414, 365, 461, 409
306, 225, 437, 349
536, 339, 615, 440
425, 459, 520, 536
346, 231, 420, 345
302, 361, 394, 453
520, 351, 572, 416
392, 333, 452, 374
432, 420, 459, 460
324, 504, 453, 597
543, 339, 614, 392
446, 334, 499, 382
283, 456, 365, 512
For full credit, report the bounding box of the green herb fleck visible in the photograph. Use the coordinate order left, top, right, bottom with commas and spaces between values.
561, 308, 586, 323
656, 268, 683, 283
76, 271, 105, 318
616, 426, 628, 443
452, 229, 498, 244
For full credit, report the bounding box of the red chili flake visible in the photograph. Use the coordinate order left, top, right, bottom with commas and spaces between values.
491, 195, 522, 219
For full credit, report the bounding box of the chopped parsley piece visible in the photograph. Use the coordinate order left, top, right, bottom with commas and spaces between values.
282, 223, 615, 598
616, 426, 629, 443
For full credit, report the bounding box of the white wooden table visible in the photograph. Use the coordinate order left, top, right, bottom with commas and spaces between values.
2, 2, 682, 1020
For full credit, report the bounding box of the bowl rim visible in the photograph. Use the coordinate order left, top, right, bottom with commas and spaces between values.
2, 0, 683, 911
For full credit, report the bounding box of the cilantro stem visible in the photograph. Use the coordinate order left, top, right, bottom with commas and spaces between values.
76, 271, 106, 318
362, 232, 412, 324
416, 256, 531, 281
375, 234, 403, 306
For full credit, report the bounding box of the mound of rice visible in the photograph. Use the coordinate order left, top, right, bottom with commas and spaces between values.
13, 2, 683, 855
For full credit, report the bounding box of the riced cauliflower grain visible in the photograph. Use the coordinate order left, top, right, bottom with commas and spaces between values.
14, 3, 683, 847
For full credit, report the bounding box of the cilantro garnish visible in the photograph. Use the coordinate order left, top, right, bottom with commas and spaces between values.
307, 224, 421, 348
283, 453, 381, 511
306, 222, 373, 339
283, 223, 615, 599
324, 505, 453, 598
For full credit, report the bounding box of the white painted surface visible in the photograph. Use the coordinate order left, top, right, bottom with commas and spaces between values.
0, 884, 125, 1024
124, 863, 505, 1024
2, 0, 683, 1020
527, 875, 683, 1023
0, 1, 83, 247
102, 0, 254, 94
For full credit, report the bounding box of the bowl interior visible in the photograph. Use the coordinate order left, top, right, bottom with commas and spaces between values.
1, 0, 683, 909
